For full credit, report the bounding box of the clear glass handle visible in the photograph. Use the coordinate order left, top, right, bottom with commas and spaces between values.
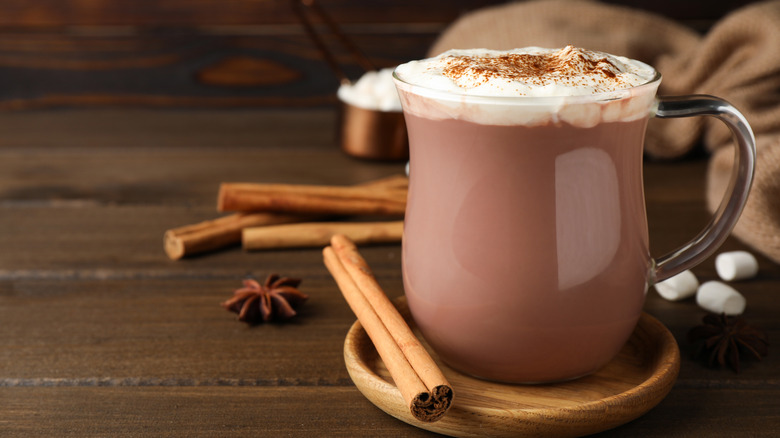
652, 95, 756, 283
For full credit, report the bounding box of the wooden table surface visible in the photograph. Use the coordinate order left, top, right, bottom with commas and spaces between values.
0, 108, 778, 437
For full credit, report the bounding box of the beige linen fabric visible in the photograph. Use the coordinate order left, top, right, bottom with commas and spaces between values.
429, 0, 780, 263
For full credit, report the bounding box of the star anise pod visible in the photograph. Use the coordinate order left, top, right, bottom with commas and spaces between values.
688, 313, 769, 373
222, 274, 308, 324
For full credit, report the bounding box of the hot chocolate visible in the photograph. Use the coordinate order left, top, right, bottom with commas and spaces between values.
395, 45, 755, 383
394, 47, 659, 382
401, 114, 650, 382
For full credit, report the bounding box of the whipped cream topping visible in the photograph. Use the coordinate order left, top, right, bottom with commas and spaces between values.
394, 46, 655, 97
393, 46, 660, 127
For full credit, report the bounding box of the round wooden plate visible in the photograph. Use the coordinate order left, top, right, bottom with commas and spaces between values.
344, 297, 680, 438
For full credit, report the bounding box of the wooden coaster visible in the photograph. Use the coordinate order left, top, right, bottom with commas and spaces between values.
344, 297, 680, 438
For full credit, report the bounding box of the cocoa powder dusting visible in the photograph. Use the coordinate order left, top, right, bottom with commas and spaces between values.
440, 46, 628, 93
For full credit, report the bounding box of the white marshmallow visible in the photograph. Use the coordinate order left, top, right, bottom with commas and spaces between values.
343, 92, 375, 110
377, 93, 400, 112
337, 68, 402, 112
696, 281, 746, 315
715, 251, 759, 281
654, 270, 699, 301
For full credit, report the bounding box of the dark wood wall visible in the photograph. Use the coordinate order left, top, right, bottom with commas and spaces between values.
0, 0, 758, 110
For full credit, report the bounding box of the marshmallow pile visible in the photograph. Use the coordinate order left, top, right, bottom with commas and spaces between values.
654, 250, 759, 315
337, 68, 402, 112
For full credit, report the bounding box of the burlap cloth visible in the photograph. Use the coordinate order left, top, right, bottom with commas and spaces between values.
428, 0, 780, 264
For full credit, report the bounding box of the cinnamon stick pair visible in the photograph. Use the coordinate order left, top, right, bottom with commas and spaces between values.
164, 212, 311, 260
323, 235, 453, 422
164, 175, 407, 259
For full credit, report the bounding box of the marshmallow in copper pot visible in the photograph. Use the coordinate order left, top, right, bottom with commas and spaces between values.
696, 281, 747, 315
654, 270, 699, 301
337, 68, 407, 160
715, 251, 759, 281
338, 68, 402, 112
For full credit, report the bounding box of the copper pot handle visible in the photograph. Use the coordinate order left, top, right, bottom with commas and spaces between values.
291, 0, 376, 84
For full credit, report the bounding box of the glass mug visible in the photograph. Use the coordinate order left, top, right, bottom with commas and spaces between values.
393, 64, 755, 383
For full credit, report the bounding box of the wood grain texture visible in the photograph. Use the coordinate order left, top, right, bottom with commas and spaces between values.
0, 0, 756, 26
0, 277, 360, 383
0, 387, 436, 437
0, 108, 778, 436
0, 32, 433, 109
0, 0, 499, 26
1, 386, 777, 437
0, 1, 762, 109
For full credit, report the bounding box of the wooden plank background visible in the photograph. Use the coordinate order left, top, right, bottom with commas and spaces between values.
1, 124, 778, 434
0, 2, 776, 436
0, 0, 755, 26
0, 0, 760, 110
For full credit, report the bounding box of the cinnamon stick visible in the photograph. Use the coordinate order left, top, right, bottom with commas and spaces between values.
164, 175, 407, 259
218, 182, 406, 215
243, 220, 403, 251
164, 212, 309, 260
323, 235, 453, 422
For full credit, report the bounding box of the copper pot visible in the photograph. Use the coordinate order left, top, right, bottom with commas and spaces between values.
339, 101, 408, 161
293, 0, 409, 161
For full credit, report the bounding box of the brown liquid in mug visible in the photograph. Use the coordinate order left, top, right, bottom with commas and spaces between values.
402, 112, 652, 382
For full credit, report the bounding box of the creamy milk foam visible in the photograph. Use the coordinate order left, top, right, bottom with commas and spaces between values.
394, 46, 658, 127
395, 47, 660, 382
